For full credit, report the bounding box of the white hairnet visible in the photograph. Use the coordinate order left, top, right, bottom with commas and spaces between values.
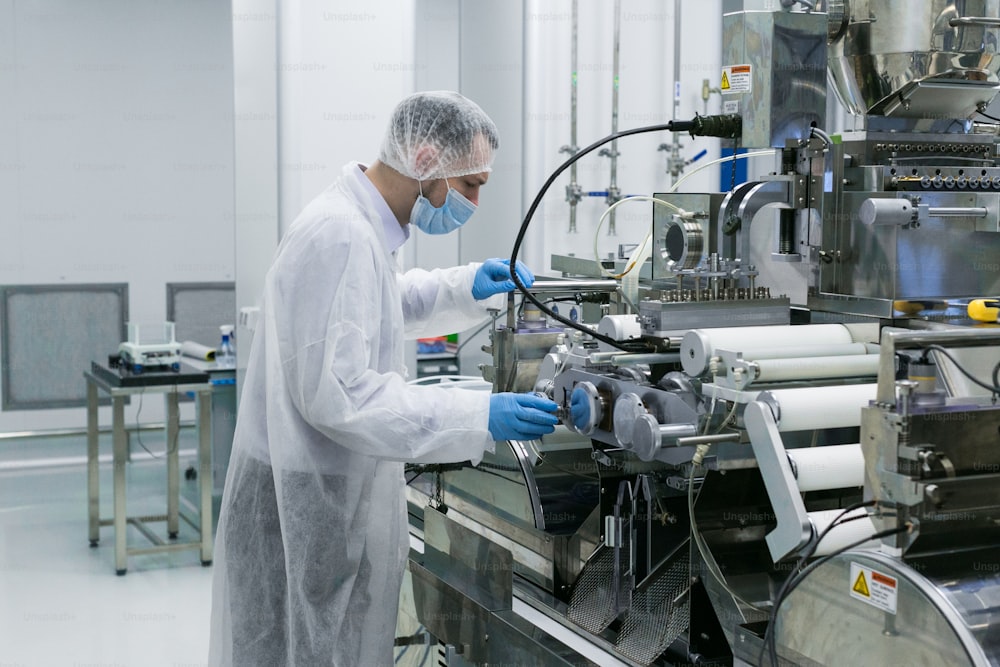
378, 91, 499, 180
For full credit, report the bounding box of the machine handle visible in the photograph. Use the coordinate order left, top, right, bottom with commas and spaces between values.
950, 17, 1000, 27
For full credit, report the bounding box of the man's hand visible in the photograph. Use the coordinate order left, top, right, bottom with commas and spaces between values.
488, 392, 558, 441
472, 259, 534, 300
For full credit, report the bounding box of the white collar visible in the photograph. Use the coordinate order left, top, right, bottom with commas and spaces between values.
351, 162, 409, 254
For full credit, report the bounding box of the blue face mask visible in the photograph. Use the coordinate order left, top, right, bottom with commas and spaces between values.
409, 179, 477, 235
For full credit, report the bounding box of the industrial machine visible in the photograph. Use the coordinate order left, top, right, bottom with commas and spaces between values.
404, 2, 1000, 665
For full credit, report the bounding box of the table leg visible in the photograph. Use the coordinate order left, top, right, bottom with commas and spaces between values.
198, 389, 214, 565
166, 391, 180, 539
112, 395, 128, 575
87, 379, 100, 547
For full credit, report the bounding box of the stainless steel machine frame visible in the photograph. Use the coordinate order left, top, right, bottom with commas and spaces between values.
405, 2, 1000, 665
85, 367, 214, 575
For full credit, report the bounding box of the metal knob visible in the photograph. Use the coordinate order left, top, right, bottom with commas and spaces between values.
630, 414, 698, 462
613, 393, 646, 445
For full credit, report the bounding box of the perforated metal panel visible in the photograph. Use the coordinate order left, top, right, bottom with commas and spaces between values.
1, 283, 128, 410
616, 557, 691, 665
166, 282, 235, 348
567, 529, 632, 634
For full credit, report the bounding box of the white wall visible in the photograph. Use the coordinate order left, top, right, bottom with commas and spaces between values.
456, 0, 728, 374
0, 0, 734, 434
0, 0, 235, 432
524, 0, 725, 270
276, 0, 417, 235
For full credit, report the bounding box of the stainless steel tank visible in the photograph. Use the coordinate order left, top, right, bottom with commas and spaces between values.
823, 0, 1000, 117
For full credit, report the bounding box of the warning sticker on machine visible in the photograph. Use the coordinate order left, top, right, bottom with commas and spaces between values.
721, 64, 752, 94
849, 562, 898, 614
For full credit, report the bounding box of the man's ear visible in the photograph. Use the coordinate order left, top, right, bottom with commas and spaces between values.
412, 145, 439, 179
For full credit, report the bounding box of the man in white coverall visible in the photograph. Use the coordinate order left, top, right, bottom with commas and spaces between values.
208, 91, 560, 666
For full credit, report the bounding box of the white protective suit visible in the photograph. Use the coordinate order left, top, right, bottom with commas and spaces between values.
208, 161, 502, 666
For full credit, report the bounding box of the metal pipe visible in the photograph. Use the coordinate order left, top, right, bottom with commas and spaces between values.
670, 0, 683, 185
605, 0, 622, 235
610, 353, 681, 366
528, 279, 621, 292
566, 0, 580, 233
676, 432, 742, 447
929, 207, 988, 217
0, 421, 197, 441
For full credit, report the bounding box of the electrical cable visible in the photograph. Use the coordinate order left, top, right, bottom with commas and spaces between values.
594, 148, 778, 285
133, 388, 165, 460
454, 307, 511, 357
591, 196, 686, 279
924, 344, 1000, 395
810, 126, 832, 147
509, 122, 682, 351
760, 509, 910, 666
715, 400, 739, 433
668, 149, 777, 193
977, 109, 1000, 123
688, 455, 766, 613
509, 120, 766, 351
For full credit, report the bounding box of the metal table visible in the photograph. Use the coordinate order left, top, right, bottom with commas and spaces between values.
84, 362, 214, 575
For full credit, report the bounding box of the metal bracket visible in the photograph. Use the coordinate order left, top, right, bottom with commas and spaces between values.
744, 400, 812, 563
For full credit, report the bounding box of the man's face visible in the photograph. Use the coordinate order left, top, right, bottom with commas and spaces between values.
422, 170, 490, 207
419, 132, 493, 207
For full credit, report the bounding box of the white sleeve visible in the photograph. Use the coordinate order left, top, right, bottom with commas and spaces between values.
270, 224, 495, 464
397, 262, 506, 339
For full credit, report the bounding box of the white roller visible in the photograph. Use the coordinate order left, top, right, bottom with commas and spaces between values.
754, 355, 879, 382
739, 342, 873, 361
809, 508, 878, 557
768, 383, 877, 432
597, 314, 642, 353
682, 324, 855, 376
787, 444, 865, 492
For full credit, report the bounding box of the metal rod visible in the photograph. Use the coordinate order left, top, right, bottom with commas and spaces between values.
676, 432, 742, 447
929, 207, 988, 217
608, 0, 621, 235
950, 16, 1000, 27
610, 353, 681, 366
528, 279, 621, 292
670, 0, 682, 185
0, 420, 197, 441
569, 0, 578, 233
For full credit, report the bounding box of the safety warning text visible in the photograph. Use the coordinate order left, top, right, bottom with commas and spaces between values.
849, 562, 898, 614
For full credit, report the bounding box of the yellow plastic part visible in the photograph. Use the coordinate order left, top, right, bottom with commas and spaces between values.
968, 299, 1000, 323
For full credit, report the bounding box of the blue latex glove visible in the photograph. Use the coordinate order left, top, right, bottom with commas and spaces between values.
472, 258, 535, 300
488, 393, 559, 441
569, 386, 591, 431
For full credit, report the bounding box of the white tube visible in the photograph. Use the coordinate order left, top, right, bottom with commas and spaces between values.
754, 355, 880, 382
767, 383, 877, 432
739, 342, 873, 361
180, 340, 215, 361
682, 324, 855, 376
786, 444, 865, 492
809, 508, 878, 557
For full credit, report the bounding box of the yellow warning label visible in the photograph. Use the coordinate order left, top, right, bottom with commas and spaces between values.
721, 64, 752, 94
850, 562, 897, 614
852, 571, 870, 597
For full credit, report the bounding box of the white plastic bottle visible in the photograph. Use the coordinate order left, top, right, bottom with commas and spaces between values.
217, 324, 236, 369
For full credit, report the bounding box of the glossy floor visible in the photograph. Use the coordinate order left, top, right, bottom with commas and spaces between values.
1, 430, 216, 667
0, 431, 432, 667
